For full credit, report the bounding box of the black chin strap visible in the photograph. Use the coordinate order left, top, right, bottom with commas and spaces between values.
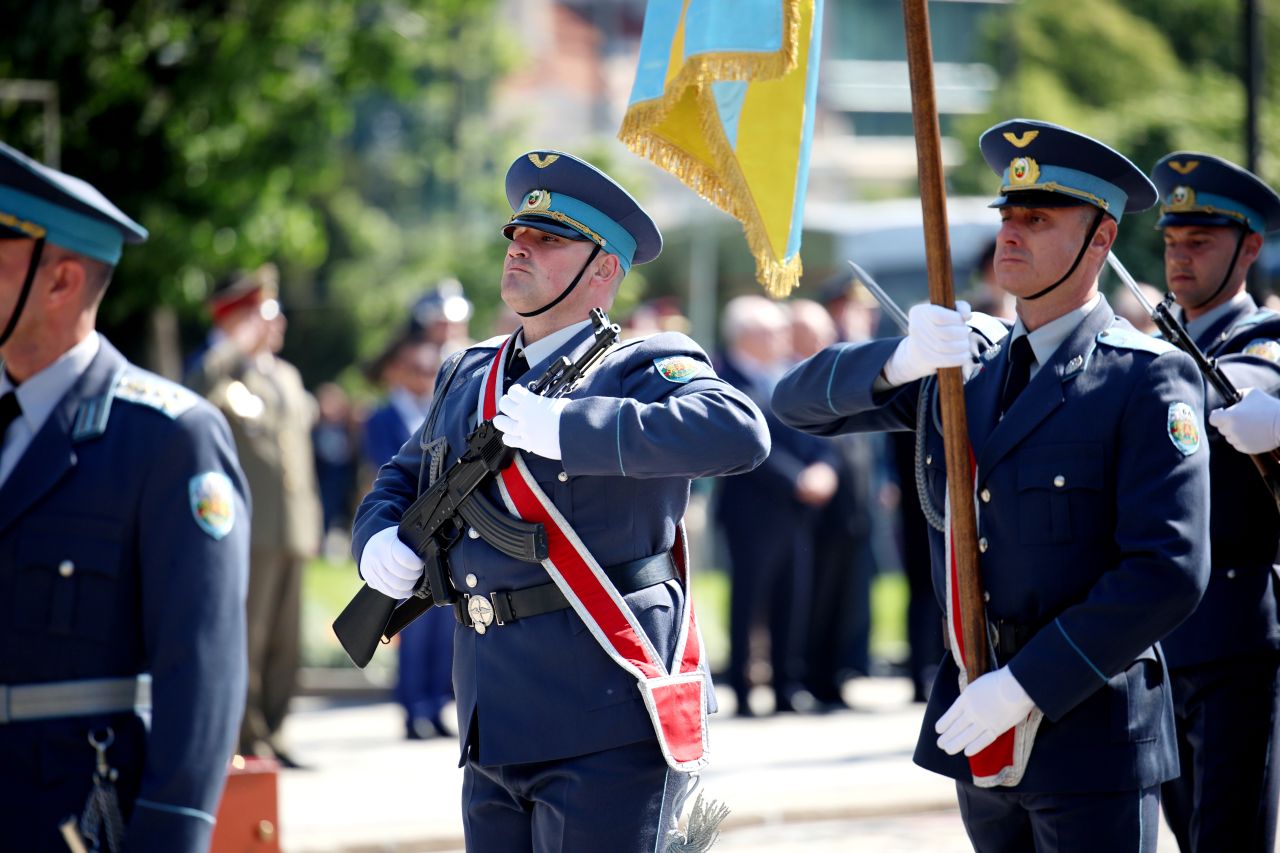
1191, 227, 1250, 310
516, 244, 602, 318
1024, 209, 1106, 301
0, 237, 45, 348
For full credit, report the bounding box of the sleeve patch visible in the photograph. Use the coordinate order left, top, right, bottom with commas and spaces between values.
653, 355, 705, 384
1167, 402, 1201, 456
189, 472, 236, 539
1243, 338, 1280, 363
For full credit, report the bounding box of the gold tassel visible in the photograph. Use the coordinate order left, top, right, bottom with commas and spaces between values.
666, 792, 731, 853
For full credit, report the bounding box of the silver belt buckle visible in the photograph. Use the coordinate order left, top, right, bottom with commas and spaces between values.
467, 595, 495, 635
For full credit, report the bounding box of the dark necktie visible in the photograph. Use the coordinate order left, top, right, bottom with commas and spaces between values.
1000, 336, 1034, 417
0, 392, 21, 445
505, 349, 530, 392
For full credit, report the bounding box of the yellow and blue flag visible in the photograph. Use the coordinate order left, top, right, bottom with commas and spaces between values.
619, 0, 824, 297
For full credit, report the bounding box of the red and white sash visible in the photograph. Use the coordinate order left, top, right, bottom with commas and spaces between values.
481, 338, 710, 772
943, 453, 1043, 788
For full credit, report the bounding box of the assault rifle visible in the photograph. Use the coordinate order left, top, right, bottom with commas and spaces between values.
1108, 253, 1280, 513
333, 309, 622, 667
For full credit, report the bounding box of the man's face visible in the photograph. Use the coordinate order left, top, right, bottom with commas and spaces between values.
993, 205, 1095, 298
501, 225, 598, 314
1163, 224, 1253, 308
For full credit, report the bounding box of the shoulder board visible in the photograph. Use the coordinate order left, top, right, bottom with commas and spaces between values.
113, 369, 200, 420
1233, 308, 1280, 331
1095, 327, 1177, 356
966, 312, 1011, 347
467, 334, 508, 351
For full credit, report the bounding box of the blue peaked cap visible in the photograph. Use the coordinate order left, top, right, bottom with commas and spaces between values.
0, 142, 147, 264
502, 150, 661, 274
979, 119, 1157, 223
1151, 152, 1280, 235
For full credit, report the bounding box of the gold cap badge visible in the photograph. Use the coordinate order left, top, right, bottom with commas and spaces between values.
1168, 185, 1196, 210
523, 190, 553, 212
1009, 157, 1040, 187
1003, 130, 1039, 149
1168, 160, 1199, 176
528, 153, 560, 169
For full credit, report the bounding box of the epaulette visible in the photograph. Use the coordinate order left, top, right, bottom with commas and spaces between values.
966, 312, 1011, 347
467, 334, 508, 351
1096, 326, 1176, 356
112, 369, 200, 420
1233, 308, 1280, 331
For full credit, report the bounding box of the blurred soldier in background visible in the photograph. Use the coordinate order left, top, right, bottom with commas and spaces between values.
0, 141, 248, 851
1149, 151, 1280, 853
186, 264, 321, 768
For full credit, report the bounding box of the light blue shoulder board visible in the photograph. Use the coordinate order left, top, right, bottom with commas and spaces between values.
1235, 308, 1279, 330
113, 369, 200, 420
967, 312, 1011, 347
1096, 327, 1177, 356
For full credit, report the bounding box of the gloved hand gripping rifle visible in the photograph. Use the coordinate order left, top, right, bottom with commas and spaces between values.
332, 309, 621, 667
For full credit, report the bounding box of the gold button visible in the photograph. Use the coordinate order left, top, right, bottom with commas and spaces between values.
257, 820, 275, 842
58, 560, 75, 578
1053, 475, 1066, 488
557, 471, 569, 483
465, 574, 478, 589
980, 488, 991, 503
467, 527, 480, 539
978, 537, 989, 553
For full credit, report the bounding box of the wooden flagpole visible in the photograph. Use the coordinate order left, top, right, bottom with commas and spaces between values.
901, 0, 987, 682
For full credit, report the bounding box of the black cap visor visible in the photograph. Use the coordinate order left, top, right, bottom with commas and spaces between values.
990, 189, 1093, 210
502, 215, 591, 243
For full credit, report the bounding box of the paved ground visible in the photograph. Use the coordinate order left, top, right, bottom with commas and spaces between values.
274, 677, 1183, 852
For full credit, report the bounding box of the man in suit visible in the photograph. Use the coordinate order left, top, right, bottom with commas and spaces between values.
0, 141, 248, 850
186, 265, 321, 767
352, 150, 769, 851
1148, 151, 1280, 852
715, 294, 837, 716
773, 120, 1210, 852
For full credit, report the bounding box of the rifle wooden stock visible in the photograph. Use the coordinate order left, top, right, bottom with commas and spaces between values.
902, 0, 987, 682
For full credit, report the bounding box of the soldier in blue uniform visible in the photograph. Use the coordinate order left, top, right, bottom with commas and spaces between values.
772, 120, 1211, 852
0, 141, 249, 851
1148, 152, 1280, 852
352, 150, 769, 851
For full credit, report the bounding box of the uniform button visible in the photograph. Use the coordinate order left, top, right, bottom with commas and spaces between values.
926, 453, 934, 465
1227, 569, 1237, 579
557, 471, 568, 483
1053, 475, 1066, 488
978, 537, 989, 553
467, 527, 479, 539
465, 573, 478, 589
980, 488, 991, 503
983, 591, 991, 603
58, 560, 75, 578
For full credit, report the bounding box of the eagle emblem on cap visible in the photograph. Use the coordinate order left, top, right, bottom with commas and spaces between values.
1009, 157, 1040, 187
1168, 160, 1200, 175
1003, 130, 1039, 149
523, 190, 553, 212
1169, 185, 1196, 210
528, 153, 560, 169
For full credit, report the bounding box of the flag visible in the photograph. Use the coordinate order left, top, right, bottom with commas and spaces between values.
619, 0, 824, 297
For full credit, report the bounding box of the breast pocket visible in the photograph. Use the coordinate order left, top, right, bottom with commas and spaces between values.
15, 518, 125, 641
1015, 444, 1105, 545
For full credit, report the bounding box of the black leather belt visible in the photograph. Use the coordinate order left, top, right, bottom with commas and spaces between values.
455, 551, 677, 632
941, 618, 1037, 662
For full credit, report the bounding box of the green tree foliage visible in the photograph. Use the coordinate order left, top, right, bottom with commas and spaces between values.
0, 0, 517, 384
949, 0, 1279, 287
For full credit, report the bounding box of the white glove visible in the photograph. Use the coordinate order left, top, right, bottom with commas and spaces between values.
935, 666, 1035, 757
882, 301, 973, 387
1209, 387, 1280, 455
493, 384, 569, 460
359, 526, 423, 599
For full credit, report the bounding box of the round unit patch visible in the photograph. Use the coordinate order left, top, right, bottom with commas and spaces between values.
1244, 338, 1280, 364
1167, 402, 1201, 457
654, 355, 704, 384
190, 471, 236, 540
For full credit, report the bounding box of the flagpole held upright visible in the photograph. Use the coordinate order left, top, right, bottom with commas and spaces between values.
900, 0, 987, 683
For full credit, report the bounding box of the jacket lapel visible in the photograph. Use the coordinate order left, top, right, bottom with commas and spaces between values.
0, 340, 127, 536
975, 299, 1114, 479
